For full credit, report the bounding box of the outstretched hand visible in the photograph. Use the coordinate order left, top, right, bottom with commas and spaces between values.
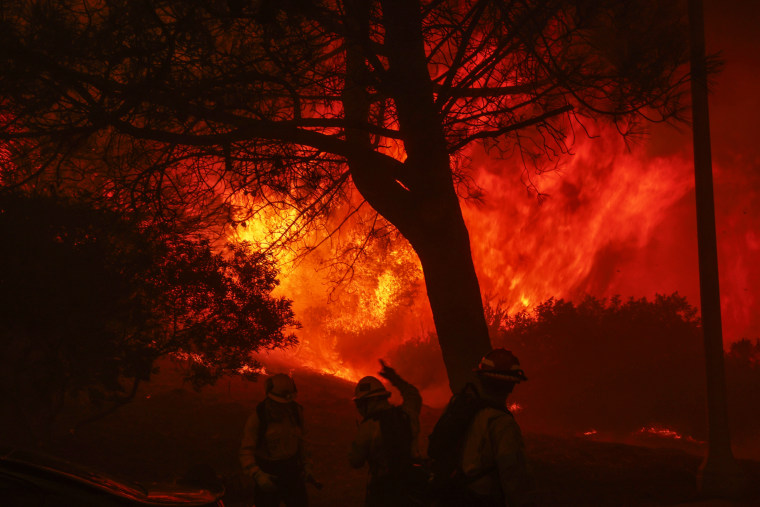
378, 359, 398, 380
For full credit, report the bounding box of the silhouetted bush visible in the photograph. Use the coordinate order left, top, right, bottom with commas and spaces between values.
725, 338, 760, 442
0, 192, 297, 433
487, 294, 759, 444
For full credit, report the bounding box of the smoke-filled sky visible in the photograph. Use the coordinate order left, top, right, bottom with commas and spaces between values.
469, 0, 760, 345
614, 0, 760, 343
466, 0, 760, 347
249, 0, 760, 398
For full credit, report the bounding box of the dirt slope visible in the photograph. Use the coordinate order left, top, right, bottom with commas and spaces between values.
7, 366, 759, 506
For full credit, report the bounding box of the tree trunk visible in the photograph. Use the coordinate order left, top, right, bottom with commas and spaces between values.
343, 0, 493, 392
410, 193, 493, 393
688, 0, 748, 498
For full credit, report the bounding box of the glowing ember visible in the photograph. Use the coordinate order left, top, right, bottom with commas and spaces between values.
508, 402, 522, 413
583, 429, 598, 437
637, 425, 704, 444
237, 364, 267, 376
172, 351, 207, 364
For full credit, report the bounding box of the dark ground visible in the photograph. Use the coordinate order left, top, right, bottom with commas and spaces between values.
4, 365, 759, 507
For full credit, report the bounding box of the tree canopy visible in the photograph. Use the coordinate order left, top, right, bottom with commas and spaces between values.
0, 0, 692, 389
0, 191, 297, 430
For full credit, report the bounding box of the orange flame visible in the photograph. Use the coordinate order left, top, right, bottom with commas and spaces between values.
464, 130, 694, 317
229, 122, 755, 404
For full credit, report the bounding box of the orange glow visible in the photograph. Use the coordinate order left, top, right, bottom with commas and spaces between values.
228, 122, 754, 405
230, 197, 428, 385
464, 129, 694, 319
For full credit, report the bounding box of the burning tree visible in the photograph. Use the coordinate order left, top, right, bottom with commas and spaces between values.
0, 1, 691, 390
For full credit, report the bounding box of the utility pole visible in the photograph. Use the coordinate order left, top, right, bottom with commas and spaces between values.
688, 0, 748, 498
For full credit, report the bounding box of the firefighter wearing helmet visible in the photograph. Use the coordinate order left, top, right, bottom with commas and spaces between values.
239, 373, 315, 507
427, 349, 536, 507
349, 360, 422, 507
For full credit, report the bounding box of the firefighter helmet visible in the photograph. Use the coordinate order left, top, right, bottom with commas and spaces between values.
474, 348, 527, 383
265, 373, 297, 403
352, 376, 391, 401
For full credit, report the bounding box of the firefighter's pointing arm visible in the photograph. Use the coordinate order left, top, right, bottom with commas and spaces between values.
378, 359, 421, 414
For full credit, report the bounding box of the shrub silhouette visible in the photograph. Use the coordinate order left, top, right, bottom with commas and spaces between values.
488, 294, 759, 444
0, 192, 297, 435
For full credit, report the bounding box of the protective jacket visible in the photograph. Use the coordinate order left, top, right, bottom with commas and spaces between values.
239, 398, 312, 507
460, 406, 535, 506
349, 375, 421, 470
240, 398, 309, 470
349, 374, 422, 506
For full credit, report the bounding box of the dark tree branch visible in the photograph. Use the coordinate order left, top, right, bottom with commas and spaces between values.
449, 104, 574, 152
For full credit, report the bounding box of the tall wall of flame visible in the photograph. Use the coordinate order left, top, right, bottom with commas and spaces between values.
240, 0, 759, 406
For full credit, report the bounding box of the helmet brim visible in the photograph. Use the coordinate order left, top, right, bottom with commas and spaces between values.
268, 392, 297, 403
477, 370, 527, 383
352, 390, 391, 402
